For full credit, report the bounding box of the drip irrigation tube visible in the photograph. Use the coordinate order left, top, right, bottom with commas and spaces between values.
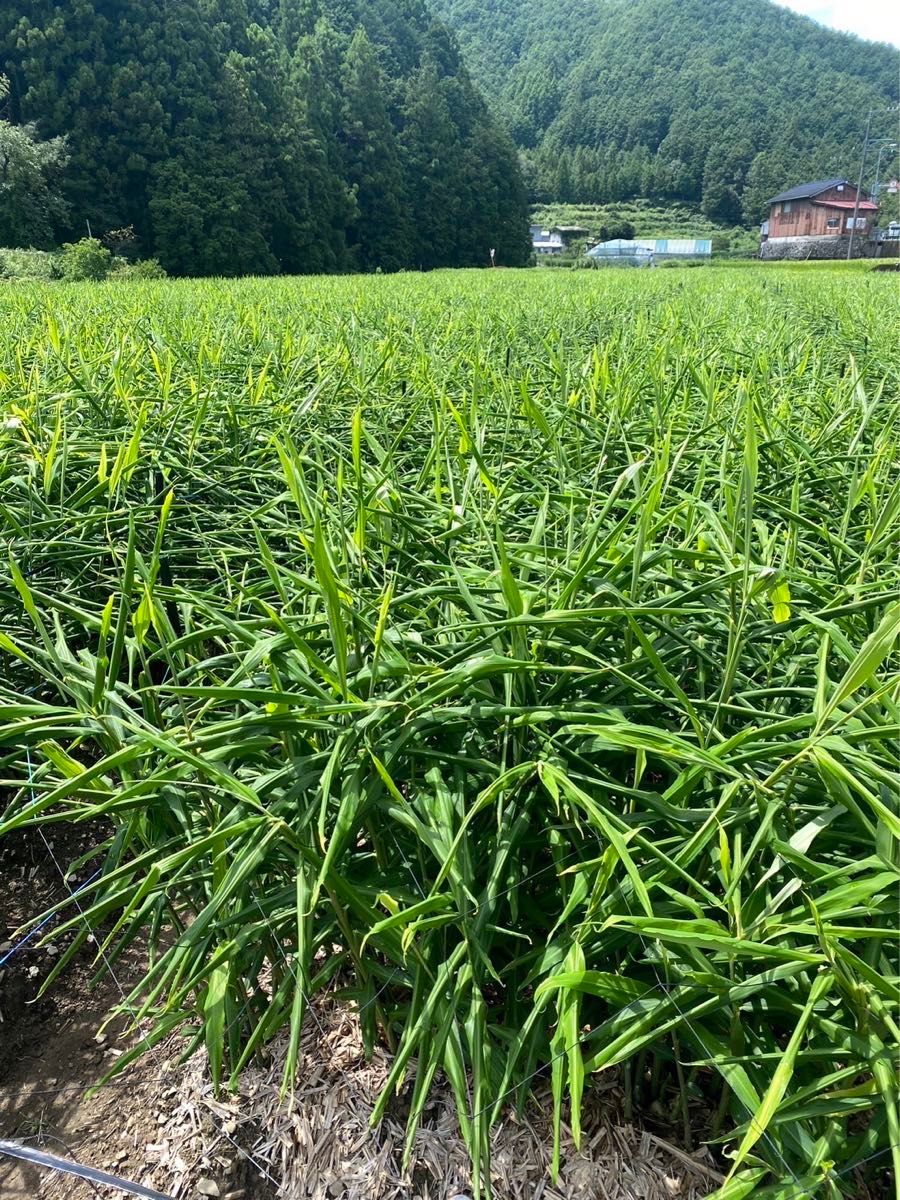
0, 1139, 177, 1199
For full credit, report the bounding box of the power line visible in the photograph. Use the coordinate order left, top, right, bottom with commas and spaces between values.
847, 105, 900, 259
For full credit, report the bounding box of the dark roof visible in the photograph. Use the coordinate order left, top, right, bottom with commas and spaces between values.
767, 178, 854, 204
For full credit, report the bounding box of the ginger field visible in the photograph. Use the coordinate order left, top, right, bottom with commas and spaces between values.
1, 268, 899, 1199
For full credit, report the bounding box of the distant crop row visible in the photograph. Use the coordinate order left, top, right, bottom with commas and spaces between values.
1, 269, 898, 1199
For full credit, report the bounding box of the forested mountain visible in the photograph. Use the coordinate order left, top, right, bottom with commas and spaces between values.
0, 0, 531, 273
433, 0, 899, 223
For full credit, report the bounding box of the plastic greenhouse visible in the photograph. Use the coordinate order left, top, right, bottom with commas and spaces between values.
585, 239, 655, 267
586, 238, 712, 267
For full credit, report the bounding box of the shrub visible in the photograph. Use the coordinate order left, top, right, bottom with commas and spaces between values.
597, 220, 637, 242
114, 257, 167, 280
0, 246, 58, 280
58, 237, 113, 281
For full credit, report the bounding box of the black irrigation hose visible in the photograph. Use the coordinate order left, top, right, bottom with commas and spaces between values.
0, 1139, 176, 1200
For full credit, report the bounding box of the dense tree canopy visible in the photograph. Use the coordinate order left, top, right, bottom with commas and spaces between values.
434, 0, 899, 222
0, 0, 530, 273
0, 73, 68, 247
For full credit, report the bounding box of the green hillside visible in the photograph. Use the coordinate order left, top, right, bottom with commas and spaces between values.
434, 0, 899, 223
0, 0, 531, 274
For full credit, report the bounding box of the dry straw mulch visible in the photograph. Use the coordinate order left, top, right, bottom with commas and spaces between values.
140, 998, 723, 1200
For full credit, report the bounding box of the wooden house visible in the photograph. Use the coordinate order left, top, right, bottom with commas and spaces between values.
764, 179, 878, 244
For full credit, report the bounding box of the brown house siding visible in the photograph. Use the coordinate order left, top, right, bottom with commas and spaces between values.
769, 198, 849, 237
768, 186, 875, 239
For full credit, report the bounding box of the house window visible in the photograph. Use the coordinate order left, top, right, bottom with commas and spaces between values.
837, 184, 845, 191
782, 201, 793, 213
826, 218, 840, 228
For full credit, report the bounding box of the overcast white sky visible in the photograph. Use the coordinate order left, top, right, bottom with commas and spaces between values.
775, 0, 900, 46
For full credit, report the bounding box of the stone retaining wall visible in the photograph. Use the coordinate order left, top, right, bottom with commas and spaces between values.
759, 235, 873, 261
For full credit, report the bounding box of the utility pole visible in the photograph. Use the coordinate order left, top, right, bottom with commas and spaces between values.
847, 109, 873, 260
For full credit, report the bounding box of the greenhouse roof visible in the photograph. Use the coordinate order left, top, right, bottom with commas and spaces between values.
587, 240, 654, 257
646, 238, 712, 256
587, 238, 712, 258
